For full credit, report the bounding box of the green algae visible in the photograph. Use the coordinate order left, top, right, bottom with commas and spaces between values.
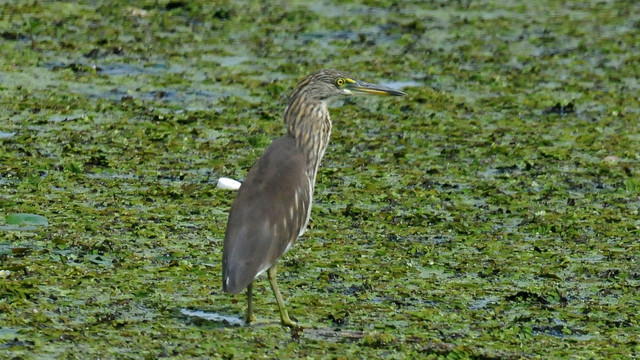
1, 0, 639, 358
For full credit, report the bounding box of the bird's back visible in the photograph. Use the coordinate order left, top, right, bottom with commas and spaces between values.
222, 136, 311, 294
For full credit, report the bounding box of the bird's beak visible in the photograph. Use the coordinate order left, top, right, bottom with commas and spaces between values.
347, 80, 407, 96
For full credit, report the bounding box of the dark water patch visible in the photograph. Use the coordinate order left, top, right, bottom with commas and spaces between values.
564, 177, 616, 195
1, 31, 28, 41
0, 338, 35, 350
532, 320, 590, 340
532, 324, 568, 338
342, 283, 371, 296
543, 102, 575, 115
49, 62, 98, 73
165, 1, 188, 11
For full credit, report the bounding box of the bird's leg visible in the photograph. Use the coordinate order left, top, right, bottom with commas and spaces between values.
267, 265, 298, 328
245, 282, 257, 324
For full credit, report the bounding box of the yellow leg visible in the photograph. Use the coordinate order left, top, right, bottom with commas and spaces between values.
267, 265, 298, 328
245, 283, 257, 324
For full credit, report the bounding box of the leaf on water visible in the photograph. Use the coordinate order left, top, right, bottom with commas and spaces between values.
11, 247, 31, 255
2, 265, 26, 271
5, 213, 49, 226
84, 255, 113, 267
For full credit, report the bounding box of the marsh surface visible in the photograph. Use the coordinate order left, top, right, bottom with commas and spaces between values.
1, 0, 639, 358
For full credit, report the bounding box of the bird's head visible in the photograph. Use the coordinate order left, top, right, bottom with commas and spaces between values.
290, 69, 407, 103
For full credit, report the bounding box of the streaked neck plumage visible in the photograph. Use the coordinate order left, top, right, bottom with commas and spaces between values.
283, 85, 333, 180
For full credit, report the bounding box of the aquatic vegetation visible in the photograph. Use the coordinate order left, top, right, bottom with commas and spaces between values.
1, 0, 638, 358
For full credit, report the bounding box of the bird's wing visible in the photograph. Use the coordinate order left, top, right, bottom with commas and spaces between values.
222, 136, 311, 293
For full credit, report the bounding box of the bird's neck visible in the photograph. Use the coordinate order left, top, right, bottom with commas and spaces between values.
284, 99, 333, 178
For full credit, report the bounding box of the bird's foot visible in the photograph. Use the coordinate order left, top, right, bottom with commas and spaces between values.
280, 315, 306, 331
282, 318, 305, 337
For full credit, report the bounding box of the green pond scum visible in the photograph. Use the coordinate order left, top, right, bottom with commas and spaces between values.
0, 0, 638, 358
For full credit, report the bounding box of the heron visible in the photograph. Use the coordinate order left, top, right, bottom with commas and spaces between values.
222, 69, 406, 327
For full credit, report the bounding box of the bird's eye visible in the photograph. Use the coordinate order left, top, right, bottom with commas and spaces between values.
336, 78, 345, 86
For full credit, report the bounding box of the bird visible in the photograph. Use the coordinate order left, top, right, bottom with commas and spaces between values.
222, 69, 406, 327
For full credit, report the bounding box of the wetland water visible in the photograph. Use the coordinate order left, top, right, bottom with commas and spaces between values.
1, 1, 638, 358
